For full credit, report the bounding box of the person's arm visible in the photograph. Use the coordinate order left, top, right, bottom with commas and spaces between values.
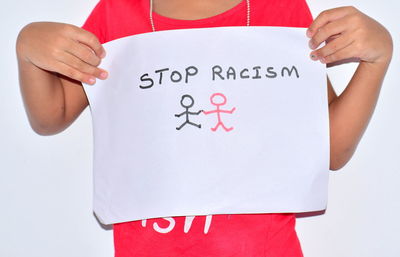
308, 7, 393, 170
16, 22, 107, 135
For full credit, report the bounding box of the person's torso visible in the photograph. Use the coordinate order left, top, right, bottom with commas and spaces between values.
82, 1, 313, 256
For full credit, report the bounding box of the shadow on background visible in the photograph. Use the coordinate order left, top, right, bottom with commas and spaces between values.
93, 212, 113, 231
296, 210, 326, 218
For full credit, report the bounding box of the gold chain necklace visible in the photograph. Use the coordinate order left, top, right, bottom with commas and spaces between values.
149, 0, 251, 32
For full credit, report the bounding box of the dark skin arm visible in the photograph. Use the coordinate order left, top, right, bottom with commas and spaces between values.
16, 22, 107, 135
311, 7, 393, 170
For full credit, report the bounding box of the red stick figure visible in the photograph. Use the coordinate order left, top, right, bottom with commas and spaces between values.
203, 93, 236, 132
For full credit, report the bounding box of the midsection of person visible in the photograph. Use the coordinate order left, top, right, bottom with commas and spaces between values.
16, 0, 393, 255
79, 0, 314, 256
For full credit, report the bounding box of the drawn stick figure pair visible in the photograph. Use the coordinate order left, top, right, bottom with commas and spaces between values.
175, 93, 236, 132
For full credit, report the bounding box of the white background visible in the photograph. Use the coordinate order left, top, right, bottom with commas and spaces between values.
0, 0, 398, 256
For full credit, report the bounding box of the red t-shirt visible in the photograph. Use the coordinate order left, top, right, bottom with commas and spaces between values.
82, 1, 313, 257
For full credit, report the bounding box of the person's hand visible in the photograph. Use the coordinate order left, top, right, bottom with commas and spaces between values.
16, 22, 107, 85
307, 6, 393, 65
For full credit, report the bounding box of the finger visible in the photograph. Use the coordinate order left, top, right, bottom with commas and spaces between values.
56, 61, 97, 85
56, 51, 107, 80
72, 27, 106, 59
309, 18, 350, 50
65, 39, 102, 67
307, 6, 357, 38
310, 34, 354, 60
321, 43, 359, 64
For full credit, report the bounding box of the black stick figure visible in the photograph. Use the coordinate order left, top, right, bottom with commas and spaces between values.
175, 95, 202, 130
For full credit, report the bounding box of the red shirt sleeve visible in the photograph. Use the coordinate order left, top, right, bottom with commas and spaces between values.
292, 0, 314, 27
251, 0, 314, 28
81, 0, 107, 44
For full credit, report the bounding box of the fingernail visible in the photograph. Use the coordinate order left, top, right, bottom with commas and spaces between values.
89, 78, 96, 85
100, 71, 108, 79
306, 29, 312, 38
310, 53, 318, 60
100, 51, 106, 59
308, 40, 315, 50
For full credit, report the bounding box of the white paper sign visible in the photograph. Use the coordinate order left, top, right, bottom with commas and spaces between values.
83, 27, 329, 225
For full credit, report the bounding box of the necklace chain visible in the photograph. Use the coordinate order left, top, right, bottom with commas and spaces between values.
150, 0, 251, 32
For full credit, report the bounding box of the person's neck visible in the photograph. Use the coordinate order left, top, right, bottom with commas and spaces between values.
152, 0, 243, 20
